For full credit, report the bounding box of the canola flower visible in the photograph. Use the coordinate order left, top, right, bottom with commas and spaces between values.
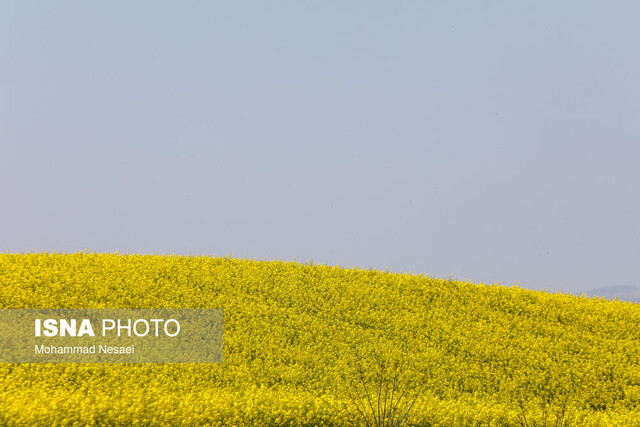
1, 252, 640, 426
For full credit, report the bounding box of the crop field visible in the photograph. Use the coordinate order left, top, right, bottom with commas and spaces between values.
1, 252, 640, 426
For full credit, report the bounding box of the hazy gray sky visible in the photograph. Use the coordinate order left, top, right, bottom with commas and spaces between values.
2, 2, 638, 294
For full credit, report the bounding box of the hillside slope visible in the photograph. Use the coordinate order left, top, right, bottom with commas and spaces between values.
586, 285, 640, 303
1, 253, 640, 426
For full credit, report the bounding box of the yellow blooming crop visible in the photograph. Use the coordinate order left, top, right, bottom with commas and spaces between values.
1, 252, 640, 425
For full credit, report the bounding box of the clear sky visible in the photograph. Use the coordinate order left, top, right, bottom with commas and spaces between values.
2, 2, 638, 294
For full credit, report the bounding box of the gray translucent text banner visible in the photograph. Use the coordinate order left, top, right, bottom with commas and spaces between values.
0, 309, 223, 363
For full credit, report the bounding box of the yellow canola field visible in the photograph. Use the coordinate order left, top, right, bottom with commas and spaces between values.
1, 252, 640, 426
